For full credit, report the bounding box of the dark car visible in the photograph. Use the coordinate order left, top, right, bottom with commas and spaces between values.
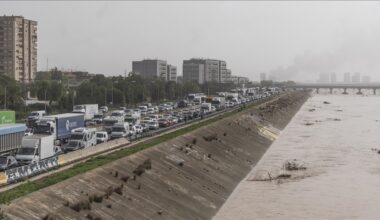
158, 118, 170, 128
178, 100, 188, 108
0, 156, 18, 171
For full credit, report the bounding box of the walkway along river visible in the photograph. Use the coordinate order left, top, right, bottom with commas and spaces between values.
214, 93, 380, 220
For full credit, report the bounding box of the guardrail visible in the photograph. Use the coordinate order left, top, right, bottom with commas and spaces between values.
0, 94, 279, 187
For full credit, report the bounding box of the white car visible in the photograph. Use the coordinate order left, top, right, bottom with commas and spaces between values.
148, 121, 159, 130
24, 128, 33, 136
134, 125, 143, 134
96, 131, 109, 144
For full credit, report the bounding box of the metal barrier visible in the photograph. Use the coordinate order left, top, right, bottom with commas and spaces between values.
0, 157, 59, 185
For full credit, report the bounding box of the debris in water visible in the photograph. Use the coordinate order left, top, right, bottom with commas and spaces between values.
308, 108, 316, 112
305, 122, 314, 126
323, 101, 330, 104
284, 159, 307, 171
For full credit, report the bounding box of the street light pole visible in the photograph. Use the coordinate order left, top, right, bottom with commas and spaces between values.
44, 89, 47, 111
4, 87, 6, 109
111, 82, 114, 105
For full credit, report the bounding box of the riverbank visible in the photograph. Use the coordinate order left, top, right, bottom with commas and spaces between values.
1, 91, 310, 220
214, 93, 380, 220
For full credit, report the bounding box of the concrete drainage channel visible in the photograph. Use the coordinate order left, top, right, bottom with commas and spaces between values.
0, 95, 280, 192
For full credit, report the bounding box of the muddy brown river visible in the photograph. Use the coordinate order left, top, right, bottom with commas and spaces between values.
214, 92, 380, 220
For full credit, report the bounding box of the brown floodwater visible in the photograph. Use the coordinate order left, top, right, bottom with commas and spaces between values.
214, 92, 380, 220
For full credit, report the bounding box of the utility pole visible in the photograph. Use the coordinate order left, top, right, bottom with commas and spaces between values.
4, 87, 6, 109
44, 89, 47, 111
104, 87, 107, 105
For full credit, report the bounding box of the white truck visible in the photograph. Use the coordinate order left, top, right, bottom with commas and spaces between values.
201, 103, 212, 114
103, 115, 125, 133
61, 127, 97, 152
125, 111, 141, 126
111, 122, 130, 139
15, 134, 55, 165
73, 104, 98, 120
26, 110, 47, 128
211, 97, 226, 110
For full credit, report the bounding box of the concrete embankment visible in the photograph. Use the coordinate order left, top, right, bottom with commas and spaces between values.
1, 91, 309, 220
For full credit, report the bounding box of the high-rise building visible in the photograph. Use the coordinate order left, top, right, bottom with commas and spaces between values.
132, 59, 168, 80
318, 73, 329, 83
344, 72, 351, 83
0, 15, 37, 82
218, 60, 227, 83
182, 61, 205, 84
182, 58, 229, 84
361, 75, 371, 83
166, 65, 177, 82
330, 73, 337, 83
352, 72, 361, 83
260, 73, 267, 81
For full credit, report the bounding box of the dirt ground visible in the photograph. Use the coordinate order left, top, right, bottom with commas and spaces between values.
1, 91, 309, 220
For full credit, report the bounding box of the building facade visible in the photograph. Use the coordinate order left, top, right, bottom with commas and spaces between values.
361, 76, 371, 83
132, 59, 168, 80
228, 75, 250, 84
352, 72, 361, 83
182, 62, 205, 84
318, 73, 329, 83
0, 15, 37, 82
344, 72, 351, 83
260, 73, 267, 81
166, 64, 177, 82
182, 58, 229, 84
330, 73, 337, 83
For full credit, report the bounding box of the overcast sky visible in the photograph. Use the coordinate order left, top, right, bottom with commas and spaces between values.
3, 1, 380, 82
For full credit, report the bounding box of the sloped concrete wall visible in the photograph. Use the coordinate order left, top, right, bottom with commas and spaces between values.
2, 91, 309, 220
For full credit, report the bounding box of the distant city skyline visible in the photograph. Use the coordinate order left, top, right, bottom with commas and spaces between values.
3, 2, 380, 82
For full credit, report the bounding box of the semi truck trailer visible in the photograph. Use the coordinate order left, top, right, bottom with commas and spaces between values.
73, 104, 98, 120
0, 124, 27, 154
34, 113, 85, 145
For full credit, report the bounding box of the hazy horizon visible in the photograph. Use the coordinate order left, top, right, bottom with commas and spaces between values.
3, 1, 380, 82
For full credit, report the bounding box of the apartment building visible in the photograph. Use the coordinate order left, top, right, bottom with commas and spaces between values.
166, 64, 177, 82
0, 15, 37, 82
132, 59, 168, 80
182, 58, 228, 84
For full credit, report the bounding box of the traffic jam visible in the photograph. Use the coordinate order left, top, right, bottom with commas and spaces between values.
0, 87, 281, 171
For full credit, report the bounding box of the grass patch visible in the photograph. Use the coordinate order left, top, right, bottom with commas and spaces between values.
0, 97, 275, 204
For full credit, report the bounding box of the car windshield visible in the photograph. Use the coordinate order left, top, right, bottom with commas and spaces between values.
148, 122, 156, 125
94, 115, 103, 119
96, 133, 104, 138
112, 127, 124, 132
111, 112, 123, 117
66, 141, 79, 148
17, 147, 35, 155
71, 134, 84, 140
74, 106, 84, 110
29, 112, 39, 116
0, 157, 7, 165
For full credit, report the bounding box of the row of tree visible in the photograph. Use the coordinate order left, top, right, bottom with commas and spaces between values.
0, 72, 242, 116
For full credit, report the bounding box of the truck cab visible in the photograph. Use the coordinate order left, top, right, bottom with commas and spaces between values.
61, 127, 96, 153
111, 122, 130, 139
26, 110, 47, 127
201, 103, 212, 114
15, 134, 55, 165
103, 115, 124, 133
